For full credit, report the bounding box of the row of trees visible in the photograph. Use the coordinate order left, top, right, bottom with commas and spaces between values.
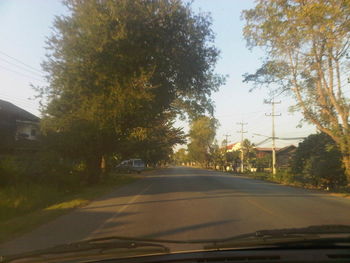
175, 130, 347, 188
174, 116, 259, 170
32, 0, 223, 183
176, 0, 350, 189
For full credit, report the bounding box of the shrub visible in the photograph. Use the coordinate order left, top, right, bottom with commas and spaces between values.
0, 156, 22, 186
0, 151, 86, 189
292, 133, 346, 189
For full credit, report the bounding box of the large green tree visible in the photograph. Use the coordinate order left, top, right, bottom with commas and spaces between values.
39, 0, 222, 182
187, 116, 218, 166
242, 0, 350, 184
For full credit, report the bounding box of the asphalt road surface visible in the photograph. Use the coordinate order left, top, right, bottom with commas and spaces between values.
1, 166, 350, 255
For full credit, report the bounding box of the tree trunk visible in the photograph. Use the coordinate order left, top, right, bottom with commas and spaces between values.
101, 155, 106, 174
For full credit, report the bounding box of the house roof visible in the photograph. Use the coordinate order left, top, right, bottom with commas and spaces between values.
0, 99, 39, 122
277, 145, 296, 153
226, 142, 239, 150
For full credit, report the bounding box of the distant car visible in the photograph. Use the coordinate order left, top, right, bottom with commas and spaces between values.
116, 159, 145, 174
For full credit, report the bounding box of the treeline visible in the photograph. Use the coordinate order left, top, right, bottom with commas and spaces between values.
174, 116, 257, 171
1, 0, 223, 186
175, 130, 348, 190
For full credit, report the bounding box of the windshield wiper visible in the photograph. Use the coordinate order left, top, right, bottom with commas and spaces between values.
1, 236, 170, 263
206, 225, 350, 250
3, 225, 350, 261
255, 224, 350, 237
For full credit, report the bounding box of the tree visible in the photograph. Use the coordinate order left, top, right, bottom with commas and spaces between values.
242, 0, 350, 184
255, 154, 272, 172
174, 148, 188, 165
292, 133, 346, 189
187, 116, 218, 166
121, 116, 186, 166
242, 139, 256, 170
207, 141, 225, 170
38, 0, 223, 182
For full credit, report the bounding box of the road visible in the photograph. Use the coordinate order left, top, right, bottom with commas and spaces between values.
1, 166, 350, 255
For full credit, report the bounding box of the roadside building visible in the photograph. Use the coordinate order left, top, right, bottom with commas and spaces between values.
254, 146, 296, 170
276, 145, 297, 169
0, 99, 40, 153
226, 142, 241, 152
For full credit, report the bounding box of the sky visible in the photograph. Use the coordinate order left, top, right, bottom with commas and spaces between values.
0, 0, 316, 149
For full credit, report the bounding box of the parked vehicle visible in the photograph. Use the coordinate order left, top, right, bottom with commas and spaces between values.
116, 159, 145, 174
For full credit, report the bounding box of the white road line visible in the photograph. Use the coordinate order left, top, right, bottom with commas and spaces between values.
88, 183, 153, 237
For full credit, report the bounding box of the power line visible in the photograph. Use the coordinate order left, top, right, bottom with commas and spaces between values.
0, 64, 45, 82
0, 56, 43, 78
0, 50, 43, 74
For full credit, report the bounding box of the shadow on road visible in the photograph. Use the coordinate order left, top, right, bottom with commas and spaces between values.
96, 167, 324, 201
0, 211, 138, 255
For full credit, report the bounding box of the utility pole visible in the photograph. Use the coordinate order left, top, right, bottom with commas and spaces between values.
223, 134, 231, 172
237, 122, 247, 173
224, 134, 231, 153
265, 97, 281, 175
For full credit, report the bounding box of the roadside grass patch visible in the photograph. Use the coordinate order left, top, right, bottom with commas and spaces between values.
0, 173, 139, 243
244, 171, 350, 194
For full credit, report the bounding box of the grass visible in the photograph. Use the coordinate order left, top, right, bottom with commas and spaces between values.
244, 171, 350, 195
0, 173, 139, 243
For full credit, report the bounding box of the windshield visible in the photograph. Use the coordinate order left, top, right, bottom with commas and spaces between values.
1, 0, 350, 261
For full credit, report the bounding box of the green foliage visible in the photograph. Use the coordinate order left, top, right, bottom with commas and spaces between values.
255, 154, 271, 171
226, 151, 240, 163
174, 148, 188, 165
292, 133, 347, 188
0, 150, 86, 189
207, 142, 225, 169
120, 117, 186, 166
242, 0, 350, 183
0, 156, 21, 186
187, 116, 218, 165
36, 0, 222, 182
242, 139, 256, 168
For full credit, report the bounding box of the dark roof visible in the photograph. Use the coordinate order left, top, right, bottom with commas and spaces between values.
0, 99, 39, 122
277, 145, 296, 153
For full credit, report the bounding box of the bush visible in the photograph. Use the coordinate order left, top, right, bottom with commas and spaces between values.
0, 156, 22, 186
0, 151, 86, 189
292, 133, 347, 189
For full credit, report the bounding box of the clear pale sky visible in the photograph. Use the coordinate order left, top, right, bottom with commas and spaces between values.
0, 0, 316, 148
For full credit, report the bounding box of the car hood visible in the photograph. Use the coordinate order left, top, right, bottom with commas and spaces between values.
2, 225, 350, 263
